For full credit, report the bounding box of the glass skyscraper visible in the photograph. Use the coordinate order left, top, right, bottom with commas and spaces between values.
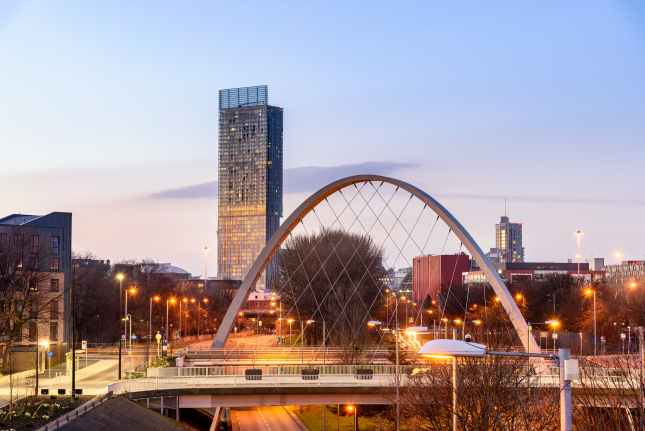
217, 85, 283, 290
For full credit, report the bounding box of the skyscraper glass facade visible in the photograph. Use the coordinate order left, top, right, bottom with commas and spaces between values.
495, 216, 524, 264
217, 85, 283, 290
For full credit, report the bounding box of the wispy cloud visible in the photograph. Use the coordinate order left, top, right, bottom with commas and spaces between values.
435, 192, 645, 208
149, 161, 417, 199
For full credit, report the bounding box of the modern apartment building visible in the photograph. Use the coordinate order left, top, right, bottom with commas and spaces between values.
0, 212, 72, 346
495, 216, 524, 264
217, 85, 283, 290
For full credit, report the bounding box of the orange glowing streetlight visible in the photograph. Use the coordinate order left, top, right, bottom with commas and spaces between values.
287, 318, 295, 344
165, 297, 177, 342
515, 292, 523, 301
582, 286, 597, 355
345, 405, 358, 430
547, 319, 561, 330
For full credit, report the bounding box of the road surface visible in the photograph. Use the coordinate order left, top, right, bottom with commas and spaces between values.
231, 406, 303, 431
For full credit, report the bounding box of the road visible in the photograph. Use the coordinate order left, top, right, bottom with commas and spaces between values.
231, 406, 303, 431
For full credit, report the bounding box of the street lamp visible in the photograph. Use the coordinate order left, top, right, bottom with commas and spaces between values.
166, 297, 176, 343
115, 273, 125, 342
180, 298, 188, 337
198, 297, 209, 337
345, 405, 358, 431
583, 286, 597, 355
419, 339, 576, 431
287, 318, 294, 345
124, 287, 137, 350
148, 295, 161, 365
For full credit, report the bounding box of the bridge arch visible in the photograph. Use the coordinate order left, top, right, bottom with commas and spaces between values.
213, 175, 539, 352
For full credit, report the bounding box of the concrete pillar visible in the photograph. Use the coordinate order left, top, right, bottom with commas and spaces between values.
559, 349, 572, 431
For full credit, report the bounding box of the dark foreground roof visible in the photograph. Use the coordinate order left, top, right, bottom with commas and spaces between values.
60, 397, 188, 431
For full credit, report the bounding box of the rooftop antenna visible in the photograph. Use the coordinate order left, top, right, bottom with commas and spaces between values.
504, 198, 508, 217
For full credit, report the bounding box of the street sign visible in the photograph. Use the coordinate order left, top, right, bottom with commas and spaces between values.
81, 340, 87, 350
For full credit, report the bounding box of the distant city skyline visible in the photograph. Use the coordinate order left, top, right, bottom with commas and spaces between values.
1, 2, 643, 273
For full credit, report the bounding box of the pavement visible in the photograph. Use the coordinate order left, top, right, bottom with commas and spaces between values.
231, 406, 305, 431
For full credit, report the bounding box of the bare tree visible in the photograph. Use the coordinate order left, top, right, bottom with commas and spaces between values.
401, 356, 559, 430
0, 228, 63, 409
275, 228, 387, 350
574, 356, 643, 430
0, 229, 62, 369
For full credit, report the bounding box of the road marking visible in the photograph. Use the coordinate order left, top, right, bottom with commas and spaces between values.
256, 407, 273, 430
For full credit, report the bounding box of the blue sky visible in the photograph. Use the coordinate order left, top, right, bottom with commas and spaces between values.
1, 1, 644, 273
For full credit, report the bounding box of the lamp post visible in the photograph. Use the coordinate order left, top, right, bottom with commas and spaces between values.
419, 339, 575, 431
148, 295, 160, 366
583, 286, 597, 355
124, 286, 136, 350
621, 332, 627, 355
346, 405, 358, 431
287, 318, 294, 345
180, 298, 188, 338
116, 273, 125, 343
199, 298, 209, 337
166, 298, 176, 344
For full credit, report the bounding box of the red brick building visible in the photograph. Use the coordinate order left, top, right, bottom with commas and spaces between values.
412, 254, 470, 303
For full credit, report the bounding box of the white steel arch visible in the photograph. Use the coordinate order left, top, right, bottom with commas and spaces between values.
212, 175, 540, 352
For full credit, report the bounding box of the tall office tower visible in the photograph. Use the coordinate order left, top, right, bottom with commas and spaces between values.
495, 216, 524, 264
217, 85, 283, 291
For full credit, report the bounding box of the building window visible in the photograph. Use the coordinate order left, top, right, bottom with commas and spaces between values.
51, 236, 60, 255
29, 277, 39, 292
50, 301, 59, 320
50, 278, 59, 292
49, 322, 58, 342
31, 235, 39, 253
50, 257, 60, 272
